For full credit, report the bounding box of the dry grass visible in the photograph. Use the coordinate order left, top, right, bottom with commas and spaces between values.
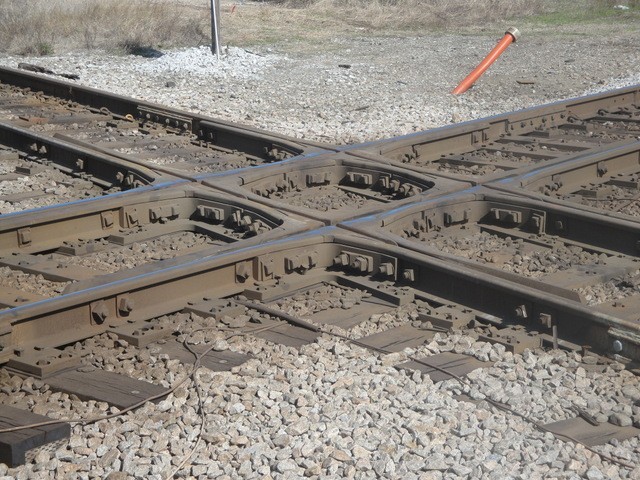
221, 0, 550, 48
283, 0, 548, 29
0, 0, 635, 55
0, 0, 210, 55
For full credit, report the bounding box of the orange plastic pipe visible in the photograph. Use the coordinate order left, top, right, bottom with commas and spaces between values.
452, 27, 520, 95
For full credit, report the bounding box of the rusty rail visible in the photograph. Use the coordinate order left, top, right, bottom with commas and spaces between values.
0, 67, 639, 374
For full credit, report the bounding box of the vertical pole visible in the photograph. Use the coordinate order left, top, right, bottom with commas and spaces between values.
210, 0, 221, 59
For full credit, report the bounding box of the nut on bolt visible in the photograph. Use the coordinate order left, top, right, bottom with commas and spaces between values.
245, 221, 259, 234
539, 313, 552, 328
239, 215, 253, 227
379, 262, 394, 276
91, 301, 110, 324
118, 297, 135, 315
351, 256, 368, 272
612, 340, 623, 353
402, 269, 415, 282
515, 304, 528, 319
333, 253, 349, 266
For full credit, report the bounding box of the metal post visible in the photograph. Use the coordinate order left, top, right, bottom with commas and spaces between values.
210, 0, 221, 59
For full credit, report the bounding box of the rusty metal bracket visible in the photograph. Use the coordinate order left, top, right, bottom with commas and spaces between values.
491, 208, 522, 224
138, 106, 192, 131
477, 326, 542, 353
418, 305, 475, 330
7, 347, 81, 378
107, 320, 172, 347
184, 298, 244, 321
333, 251, 374, 274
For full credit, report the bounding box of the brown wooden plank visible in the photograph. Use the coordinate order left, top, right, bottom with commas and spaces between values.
0, 255, 97, 282
542, 417, 640, 447
0, 190, 48, 203
597, 294, 640, 321
540, 258, 634, 290
309, 303, 394, 330
0, 286, 47, 308
0, 173, 24, 182
456, 397, 640, 446
357, 324, 436, 352
155, 338, 250, 372
0, 150, 20, 161
0, 404, 70, 467
45, 368, 168, 409
107, 322, 174, 348
250, 319, 320, 349
396, 352, 491, 382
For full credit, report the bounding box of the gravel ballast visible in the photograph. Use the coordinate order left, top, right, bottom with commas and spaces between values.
2, 308, 640, 479
1, 32, 639, 145
1, 29, 640, 480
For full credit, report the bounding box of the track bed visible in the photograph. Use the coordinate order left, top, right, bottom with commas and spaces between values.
204, 154, 467, 224
491, 142, 640, 222
348, 85, 640, 183
1, 70, 639, 477
345, 190, 640, 317
0, 68, 329, 179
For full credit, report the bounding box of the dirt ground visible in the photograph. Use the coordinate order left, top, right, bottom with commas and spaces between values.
2, 21, 638, 144
1, 1, 639, 143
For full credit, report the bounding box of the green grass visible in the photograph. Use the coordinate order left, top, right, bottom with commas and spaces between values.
527, 3, 640, 26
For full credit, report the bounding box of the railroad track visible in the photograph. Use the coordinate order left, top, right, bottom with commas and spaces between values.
0, 67, 639, 476
347, 85, 640, 184
0, 67, 328, 181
